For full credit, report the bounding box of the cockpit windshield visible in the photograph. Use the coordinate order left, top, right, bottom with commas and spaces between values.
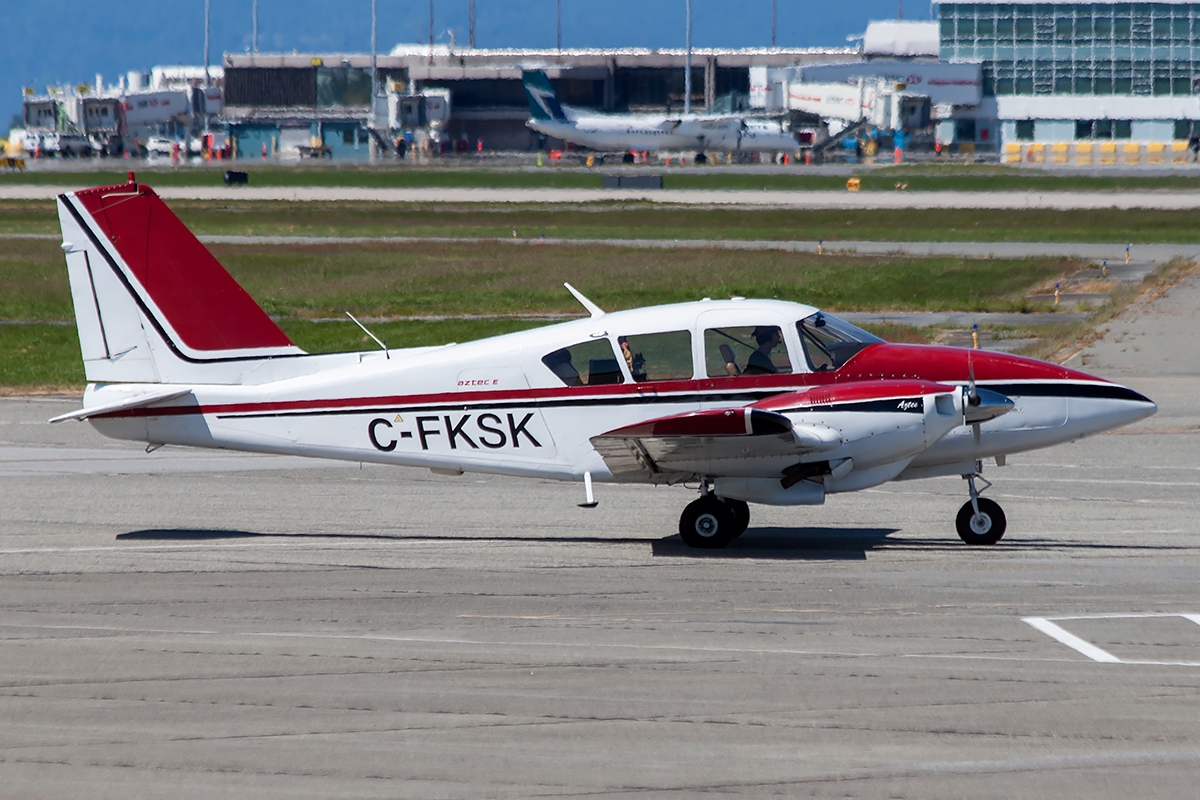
795, 313, 882, 372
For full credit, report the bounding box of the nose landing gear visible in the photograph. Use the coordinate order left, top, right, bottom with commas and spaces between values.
957, 466, 1006, 545
678, 484, 750, 549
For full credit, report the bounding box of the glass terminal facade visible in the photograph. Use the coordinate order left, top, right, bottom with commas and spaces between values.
937, 1, 1200, 148
940, 2, 1200, 96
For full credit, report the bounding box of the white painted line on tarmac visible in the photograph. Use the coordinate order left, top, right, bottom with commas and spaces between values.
1025, 613, 1200, 666
1023, 617, 1122, 663
1037, 612, 1200, 621
0, 620, 1081, 665
999, 476, 1200, 488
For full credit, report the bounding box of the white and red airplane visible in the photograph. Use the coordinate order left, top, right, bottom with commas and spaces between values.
52, 177, 1156, 548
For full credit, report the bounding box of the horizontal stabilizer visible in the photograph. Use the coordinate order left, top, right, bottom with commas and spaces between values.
49, 387, 193, 424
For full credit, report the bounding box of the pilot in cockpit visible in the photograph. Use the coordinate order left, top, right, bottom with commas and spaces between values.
744, 326, 782, 374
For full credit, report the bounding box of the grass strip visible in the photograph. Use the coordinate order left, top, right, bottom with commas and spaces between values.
217, 243, 1074, 318
0, 324, 85, 390
1018, 257, 1200, 363
7, 199, 1200, 245
1, 238, 1075, 323
3, 163, 1200, 194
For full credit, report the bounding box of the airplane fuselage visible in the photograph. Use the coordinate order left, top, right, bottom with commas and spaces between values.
84, 300, 1155, 501
528, 114, 798, 154
56, 180, 1156, 547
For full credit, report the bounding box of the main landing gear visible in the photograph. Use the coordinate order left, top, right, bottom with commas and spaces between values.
957, 465, 1007, 545
678, 484, 749, 549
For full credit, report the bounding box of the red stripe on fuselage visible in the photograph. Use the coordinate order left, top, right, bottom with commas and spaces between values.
89, 343, 1114, 421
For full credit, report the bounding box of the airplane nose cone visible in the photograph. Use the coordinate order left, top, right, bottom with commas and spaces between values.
964, 387, 1014, 424
1123, 388, 1158, 421
1069, 382, 1158, 434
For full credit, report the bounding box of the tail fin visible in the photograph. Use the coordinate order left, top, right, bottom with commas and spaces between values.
57, 178, 304, 385
522, 70, 567, 121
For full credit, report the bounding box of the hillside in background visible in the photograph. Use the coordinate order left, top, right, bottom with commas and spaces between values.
2, 0, 915, 133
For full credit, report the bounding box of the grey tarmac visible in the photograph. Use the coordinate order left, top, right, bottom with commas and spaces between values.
14, 183, 1200, 209
1, 274, 1199, 797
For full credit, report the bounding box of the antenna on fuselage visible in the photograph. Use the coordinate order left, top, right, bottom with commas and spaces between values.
564, 282, 605, 318
346, 311, 390, 359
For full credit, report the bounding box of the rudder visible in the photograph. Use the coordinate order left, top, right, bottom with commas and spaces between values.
58, 178, 304, 385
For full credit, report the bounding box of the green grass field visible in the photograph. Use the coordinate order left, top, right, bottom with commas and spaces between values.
1, 233, 1081, 389
4, 199, 1200, 244
6, 162, 1200, 194
2, 237, 1074, 322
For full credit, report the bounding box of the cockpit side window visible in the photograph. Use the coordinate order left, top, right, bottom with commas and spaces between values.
620, 330, 694, 382
795, 313, 882, 372
703, 325, 792, 377
541, 338, 625, 387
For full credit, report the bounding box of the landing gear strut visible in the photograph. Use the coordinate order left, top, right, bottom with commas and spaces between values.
678, 485, 749, 549
956, 465, 1006, 545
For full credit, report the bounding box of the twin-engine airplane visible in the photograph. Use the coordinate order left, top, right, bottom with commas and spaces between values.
53, 177, 1156, 548
522, 70, 799, 162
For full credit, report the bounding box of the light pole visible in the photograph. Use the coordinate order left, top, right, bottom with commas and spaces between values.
204, 0, 211, 136
253, 0, 259, 55
469, 0, 476, 48
772, 0, 777, 48
204, 0, 211, 87
683, 0, 692, 114
557, 0, 562, 54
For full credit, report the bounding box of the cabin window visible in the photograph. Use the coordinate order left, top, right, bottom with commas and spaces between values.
795, 313, 882, 372
703, 325, 792, 377
541, 339, 625, 386
620, 331, 693, 382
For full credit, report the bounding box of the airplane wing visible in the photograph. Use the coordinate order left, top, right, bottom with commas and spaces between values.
590, 406, 841, 483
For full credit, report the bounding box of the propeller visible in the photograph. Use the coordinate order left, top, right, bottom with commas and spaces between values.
967, 354, 982, 447
962, 351, 1014, 440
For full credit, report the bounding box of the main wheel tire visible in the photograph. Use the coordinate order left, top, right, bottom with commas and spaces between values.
726, 499, 750, 538
622, 152, 635, 164
955, 498, 1007, 545
694, 152, 708, 164
679, 495, 737, 549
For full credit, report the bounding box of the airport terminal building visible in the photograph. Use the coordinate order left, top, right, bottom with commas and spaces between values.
939, 0, 1200, 154
17, 1, 1200, 161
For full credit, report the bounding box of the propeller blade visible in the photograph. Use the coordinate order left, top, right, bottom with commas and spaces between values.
967, 352, 980, 407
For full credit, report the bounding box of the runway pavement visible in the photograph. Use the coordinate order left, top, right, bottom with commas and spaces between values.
2, 276, 1199, 797
12, 183, 1200, 209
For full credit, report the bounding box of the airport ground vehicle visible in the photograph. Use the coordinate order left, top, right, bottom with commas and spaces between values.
52, 178, 1156, 547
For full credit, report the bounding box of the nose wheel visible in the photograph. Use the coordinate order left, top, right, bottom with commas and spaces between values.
956, 470, 1006, 545
679, 493, 750, 549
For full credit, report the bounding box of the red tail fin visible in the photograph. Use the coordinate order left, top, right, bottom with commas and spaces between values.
72, 181, 293, 353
